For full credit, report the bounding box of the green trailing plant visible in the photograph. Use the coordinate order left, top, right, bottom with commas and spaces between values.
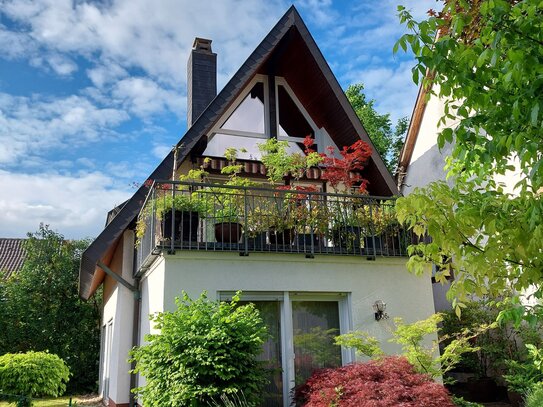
439, 297, 537, 380
504, 344, 543, 394
130, 291, 268, 407
451, 396, 484, 407
336, 313, 480, 380
136, 164, 210, 244
257, 137, 322, 185
334, 331, 384, 359
525, 382, 543, 407
200, 148, 257, 224
0, 351, 70, 403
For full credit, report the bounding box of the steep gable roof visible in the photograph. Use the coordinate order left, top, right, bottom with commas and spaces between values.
79, 5, 398, 300
0, 238, 26, 279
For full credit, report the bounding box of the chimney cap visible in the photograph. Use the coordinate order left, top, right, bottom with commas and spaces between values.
192, 37, 213, 53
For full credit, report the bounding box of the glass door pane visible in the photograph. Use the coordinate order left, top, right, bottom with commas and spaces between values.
292, 301, 341, 386
240, 301, 283, 407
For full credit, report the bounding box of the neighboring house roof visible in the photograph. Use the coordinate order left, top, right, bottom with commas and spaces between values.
0, 238, 27, 279
78, 5, 399, 300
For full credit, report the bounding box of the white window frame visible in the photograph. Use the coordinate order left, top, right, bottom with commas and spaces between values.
218, 291, 353, 407
208, 74, 270, 141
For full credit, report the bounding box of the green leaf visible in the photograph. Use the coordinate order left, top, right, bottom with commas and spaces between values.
530, 102, 540, 126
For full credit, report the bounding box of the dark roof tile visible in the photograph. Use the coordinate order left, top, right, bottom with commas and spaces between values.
0, 238, 26, 279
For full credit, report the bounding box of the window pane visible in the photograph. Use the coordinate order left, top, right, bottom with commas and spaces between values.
222, 82, 265, 134
278, 85, 314, 140
239, 301, 283, 407
292, 301, 341, 386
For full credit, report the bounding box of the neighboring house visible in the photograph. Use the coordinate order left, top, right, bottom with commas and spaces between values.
396, 83, 455, 312
396, 81, 523, 312
0, 238, 26, 279
79, 7, 436, 407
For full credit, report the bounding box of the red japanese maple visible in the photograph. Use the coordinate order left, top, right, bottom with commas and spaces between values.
294, 356, 455, 407
318, 139, 372, 193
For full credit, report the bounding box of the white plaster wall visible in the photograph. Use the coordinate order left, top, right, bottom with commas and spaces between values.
402, 90, 455, 196
107, 231, 136, 405
160, 251, 436, 357
137, 256, 166, 390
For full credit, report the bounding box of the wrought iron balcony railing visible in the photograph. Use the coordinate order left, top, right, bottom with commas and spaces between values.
135, 181, 412, 272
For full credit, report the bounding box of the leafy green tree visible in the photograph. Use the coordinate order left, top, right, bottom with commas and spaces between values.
345, 83, 408, 172
131, 292, 268, 407
0, 225, 101, 392
394, 0, 543, 320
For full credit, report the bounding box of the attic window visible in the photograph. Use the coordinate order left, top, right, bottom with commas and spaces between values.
221, 82, 265, 134
278, 85, 314, 140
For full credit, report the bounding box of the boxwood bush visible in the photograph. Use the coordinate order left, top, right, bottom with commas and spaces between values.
131, 291, 268, 407
294, 356, 455, 407
0, 351, 70, 400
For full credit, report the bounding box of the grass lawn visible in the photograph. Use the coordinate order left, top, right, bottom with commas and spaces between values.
0, 395, 102, 406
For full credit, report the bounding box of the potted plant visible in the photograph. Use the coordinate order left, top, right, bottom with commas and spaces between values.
136, 177, 207, 246
352, 202, 398, 254
318, 139, 372, 251
257, 137, 323, 246
201, 148, 256, 244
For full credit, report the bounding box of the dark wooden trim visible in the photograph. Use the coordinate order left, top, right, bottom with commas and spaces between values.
268, 75, 277, 139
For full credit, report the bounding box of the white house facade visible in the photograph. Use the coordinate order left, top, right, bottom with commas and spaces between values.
80, 7, 437, 407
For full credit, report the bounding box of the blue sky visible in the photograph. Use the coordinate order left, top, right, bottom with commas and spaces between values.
0, 0, 437, 239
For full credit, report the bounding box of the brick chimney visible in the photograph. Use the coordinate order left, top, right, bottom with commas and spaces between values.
187, 38, 217, 128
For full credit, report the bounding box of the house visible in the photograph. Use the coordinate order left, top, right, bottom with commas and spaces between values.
0, 238, 26, 279
396, 79, 524, 313
79, 6, 437, 407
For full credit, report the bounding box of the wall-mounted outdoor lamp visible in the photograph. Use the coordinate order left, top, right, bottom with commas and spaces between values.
373, 300, 388, 321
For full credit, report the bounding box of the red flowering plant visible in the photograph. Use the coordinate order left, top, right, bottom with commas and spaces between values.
293, 356, 456, 407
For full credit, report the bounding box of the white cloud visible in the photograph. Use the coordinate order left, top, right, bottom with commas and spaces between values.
46, 54, 78, 75
2, 0, 285, 87
87, 61, 128, 88
0, 25, 37, 58
152, 144, 172, 159
0, 170, 132, 239
0, 93, 129, 165
297, 0, 337, 26
111, 77, 184, 118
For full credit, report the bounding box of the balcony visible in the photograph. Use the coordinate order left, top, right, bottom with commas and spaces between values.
135, 181, 411, 272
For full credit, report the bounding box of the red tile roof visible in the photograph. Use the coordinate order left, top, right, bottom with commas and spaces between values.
0, 238, 26, 278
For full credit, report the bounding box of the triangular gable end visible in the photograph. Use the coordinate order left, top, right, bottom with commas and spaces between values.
79, 5, 398, 300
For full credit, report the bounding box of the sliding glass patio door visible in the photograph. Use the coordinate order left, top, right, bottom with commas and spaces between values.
225, 292, 351, 407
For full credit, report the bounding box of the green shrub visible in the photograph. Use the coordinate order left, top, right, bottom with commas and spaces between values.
0, 351, 70, 400
525, 382, 543, 407
451, 396, 484, 407
131, 291, 268, 407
